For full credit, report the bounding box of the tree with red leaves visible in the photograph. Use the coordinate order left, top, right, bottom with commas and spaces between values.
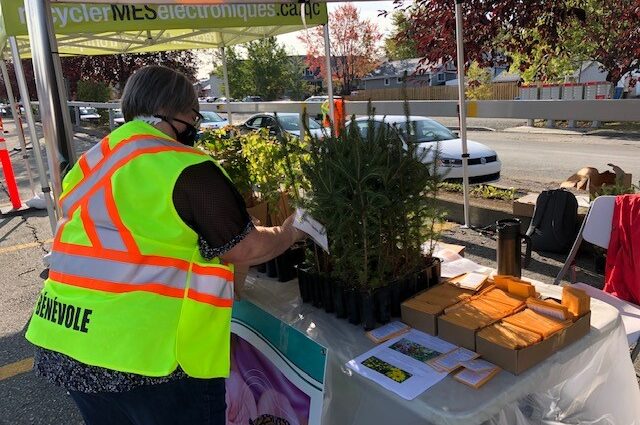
1, 51, 198, 102
299, 4, 382, 95
392, 0, 639, 83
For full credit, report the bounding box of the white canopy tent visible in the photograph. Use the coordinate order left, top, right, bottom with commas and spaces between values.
0, 0, 329, 232
25, 0, 472, 228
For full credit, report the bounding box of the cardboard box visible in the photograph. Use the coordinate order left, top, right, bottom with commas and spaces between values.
437, 315, 479, 351
401, 298, 442, 335
432, 242, 466, 257
247, 201, 268, 226
475, 311, 591, 375
512, 193, 539, 218
401, 284, 476, 335
513, 192, 591, 218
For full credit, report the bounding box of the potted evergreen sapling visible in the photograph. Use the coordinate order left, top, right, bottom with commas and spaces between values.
301, 106, 444, 329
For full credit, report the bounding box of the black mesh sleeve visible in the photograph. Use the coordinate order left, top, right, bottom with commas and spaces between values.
172, 161, 254, 259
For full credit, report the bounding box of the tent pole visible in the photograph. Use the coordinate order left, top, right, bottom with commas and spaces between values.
24, 0, 76, 210
454, 0, 471, 228
219, 46, 232, 125
323, 25, 335, 125
8, 38, 58, 233
0, 57, 36, 197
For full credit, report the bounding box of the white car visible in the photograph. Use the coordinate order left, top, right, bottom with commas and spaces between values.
304, 95, 341, 103
199, 111, 229, 131
242, 113, 327, 139
349, 115, 501, 183
79, 107, 101, 122
113, 109, 125, 127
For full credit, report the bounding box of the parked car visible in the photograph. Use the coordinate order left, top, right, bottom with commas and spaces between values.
113, 109, 125, 127
242, 96, 263, 102
242, 113, 326, 139
304, 95, 341, 103
347, 115, 502, 183
198, 111, 229, 132
79, 106, 101, 122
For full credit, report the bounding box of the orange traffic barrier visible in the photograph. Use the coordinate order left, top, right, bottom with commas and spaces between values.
0, 134, 22, 209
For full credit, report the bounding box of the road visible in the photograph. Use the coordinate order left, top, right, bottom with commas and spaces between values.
467, 130, 640, 193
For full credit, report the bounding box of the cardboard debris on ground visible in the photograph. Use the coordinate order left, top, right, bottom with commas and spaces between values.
560, 163, 632, 195
513, 163, 631, 217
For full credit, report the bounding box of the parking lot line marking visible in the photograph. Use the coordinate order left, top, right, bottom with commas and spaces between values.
0, 239, 53, 255
0, 358, 34, 381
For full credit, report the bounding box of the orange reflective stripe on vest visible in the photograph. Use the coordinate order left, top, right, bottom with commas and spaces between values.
60, 135, 188, 215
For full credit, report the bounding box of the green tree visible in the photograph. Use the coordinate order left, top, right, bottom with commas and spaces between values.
384, 11, 418, 61
217, 38, 309, 100
465, 62, 492, 100
76, 80, 111, 102
216, 46, 251, 99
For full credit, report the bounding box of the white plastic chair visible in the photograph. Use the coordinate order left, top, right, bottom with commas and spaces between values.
555, 195, 640, 361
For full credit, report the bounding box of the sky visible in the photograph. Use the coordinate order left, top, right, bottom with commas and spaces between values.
197, 1, 395, 79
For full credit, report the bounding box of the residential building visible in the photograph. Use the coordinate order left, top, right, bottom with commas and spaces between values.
568, 60, 608, 83
361, 58, 457, 90
194, 75, 223, 98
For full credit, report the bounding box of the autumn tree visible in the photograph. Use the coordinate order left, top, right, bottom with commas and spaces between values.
0, 50, 198, 102
77, 50, 198, 96
299, 4, 382, 95
392, 0, 639, 83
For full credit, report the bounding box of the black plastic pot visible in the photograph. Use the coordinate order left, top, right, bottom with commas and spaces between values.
311, 273, 323, 308
374, 286, 391, 324
320, 275, 334, 313
389, 282, 402, 317
276, 250, 296, 282
360, 291, 376, 331
266, 259, 278, 278
296, 266, 312, 303
403, 274, 418, 301
346, 289, 360, 325
333, 281, 347, 318
426, 257, 441, 288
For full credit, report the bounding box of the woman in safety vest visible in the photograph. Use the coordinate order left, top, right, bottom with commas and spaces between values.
26, 66, 306, 425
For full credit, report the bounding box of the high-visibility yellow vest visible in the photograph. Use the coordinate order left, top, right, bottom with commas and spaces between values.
26, 120, 235, 378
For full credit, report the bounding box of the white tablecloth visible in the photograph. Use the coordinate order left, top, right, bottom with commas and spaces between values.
240, 274, 640, 425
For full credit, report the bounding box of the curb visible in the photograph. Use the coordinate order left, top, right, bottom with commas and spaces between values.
447, 126, 496, 132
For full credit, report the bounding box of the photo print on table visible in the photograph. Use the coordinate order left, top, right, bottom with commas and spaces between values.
389, 338, 443, 363
361, 356, 413, 383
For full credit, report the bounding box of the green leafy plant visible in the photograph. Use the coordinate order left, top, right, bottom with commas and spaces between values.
591, 181, 639, 200
439, 182, 518, 201
198, 125, 309, 224
198, 127, 254, 202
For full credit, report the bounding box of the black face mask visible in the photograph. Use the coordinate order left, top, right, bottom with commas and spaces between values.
155, 115, 200, 147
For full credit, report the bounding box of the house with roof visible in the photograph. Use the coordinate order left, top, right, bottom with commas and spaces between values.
361, 58, 457, 90
194, 75, 223, 98
568, 60, 608, 83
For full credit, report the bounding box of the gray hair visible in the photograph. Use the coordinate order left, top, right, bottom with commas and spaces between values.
121, 66, 197, 122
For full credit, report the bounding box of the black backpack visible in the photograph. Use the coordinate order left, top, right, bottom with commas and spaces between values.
525, 189, 578, 253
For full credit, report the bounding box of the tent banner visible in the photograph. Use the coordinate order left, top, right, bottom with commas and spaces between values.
229, 300, 327, 425
1, 1, 327, 36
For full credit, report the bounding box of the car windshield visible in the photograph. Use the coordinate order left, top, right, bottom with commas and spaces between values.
277, 115, 322, 131
113, 110, 123, 119
398, 120, 456, 142
201, 111, 224, 123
